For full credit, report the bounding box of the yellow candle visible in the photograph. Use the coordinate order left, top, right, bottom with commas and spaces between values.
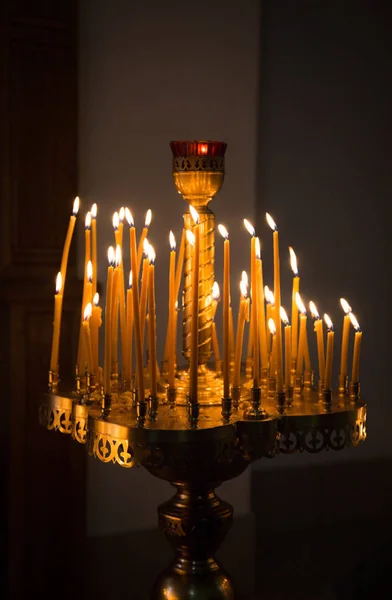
289, 247, 300, 362
125, 271, 134, 385
267, 213, 283, 392
229, 304, 234, 364
137, 209, 152, 277
340, 298, 352, 377
188, 205, 200, 403
78, 260, 93, 373
280, 307, 291, 388
349, 312, 362, 382
104, 247, 115, 393
233, 278, 249, 388
139, 245, 150, 355
49, 272, 63, 374
175, 227, 186, 303
268, 318, 277, 377
84, 211, 91, 266
168, 231, 176, 388
147, 245, 157, 398
295, 293, 307, 375
90, 293, 101, 377
91, 203, 98, 297
118, 207, 125, 247
110, 245, 121, 371
256, 239, 269, 369
265, 287, 275, 355
212, 321, 221, 372
304, 327, 311, 371
83, 303, 94, 374
309, 301, 325, 382
60, 197, 79, 290
218, 224, 230, 398
127, 211, 144, 401
112, 211, 120, 247
244, 219, 259, 387
324, 314, 334, 390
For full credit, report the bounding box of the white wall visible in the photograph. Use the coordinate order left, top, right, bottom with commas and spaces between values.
79, 0, 261, 536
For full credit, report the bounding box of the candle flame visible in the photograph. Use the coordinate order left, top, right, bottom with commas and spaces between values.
91, 203, 97, 219
265, 286, 275, 305
119, 207, 125, 221
143, 237, 150, 256
84, 302, 92, 321
186, 230, 195, 246
218, 224, 229, 239
349, 312, 360, 331
200, 143, 208, 155
266, 212, 277, 231
145, 209, 152, 227
147, 244, 156, 264
129, 270, 133, 288
268, 318, 276, 335
288, 246, 298, 275
324, 313, 333, 330
255, 236, 261, 259
243, 218, 255, 237
108, 246, 115, 265
87, 260, 93, 282
112, 211, 119, 230
309, 301, 320, 319
175, 300, 178, 310
125, 207, 133, 226
55, 272, 62, 294
212, 281, 220, 301
241, 271, 248, 286
240, 278, 248, 298
340, 298, 352, 314
115, 244, 122, 267
296, 292, 306, 314
73, 197, 80, 215
85, 211, 91, 229
189, 205, 199, 225
280, 306, 289, 324
93, 292, 99, 306
169, 230, 176, 250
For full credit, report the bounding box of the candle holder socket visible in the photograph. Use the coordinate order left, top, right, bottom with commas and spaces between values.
284, 384, 294, 405
349, 381, 360, 401
231, 386, 241, 410
245, 357, 253, 377
318, 380, 324, 400
290, 358, 297, 386
323, 388, 332, 405
261, 367, 269, 390
303, 369, 314, 393
148, 396, 158, 420
244, 387, 267, 420
48, 370, 59, 393
136, 395, 147, 425
187, 398, 200, 426
276, 390, 286, 409
221, 397, 232, 421
338, 374, 349, 396
294, 374, 303, 396
267, 377, 276, 399
167, 387, 177, 409
101, 393, 112, 419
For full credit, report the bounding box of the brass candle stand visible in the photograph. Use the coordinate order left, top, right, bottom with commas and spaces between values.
40, 141, 367, 599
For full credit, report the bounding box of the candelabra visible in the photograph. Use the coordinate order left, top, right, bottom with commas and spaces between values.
40, 140, 367, 600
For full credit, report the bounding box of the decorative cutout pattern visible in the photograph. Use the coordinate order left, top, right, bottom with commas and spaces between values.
87, 430, 140, 468
39, 403, 72, 434
173, 156, 225, 173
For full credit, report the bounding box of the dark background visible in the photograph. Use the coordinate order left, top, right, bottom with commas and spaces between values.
2, 1, 391, 599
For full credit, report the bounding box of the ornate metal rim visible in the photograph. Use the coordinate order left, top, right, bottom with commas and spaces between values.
172, 155, 225, 173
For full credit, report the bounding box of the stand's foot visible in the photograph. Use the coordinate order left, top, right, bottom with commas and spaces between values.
152, 482, 235, 599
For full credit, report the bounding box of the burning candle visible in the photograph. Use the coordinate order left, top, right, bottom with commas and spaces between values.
147, 245, 157, 398
139, 238, 150, 354
244, 219, 259, 387
188, 205, 200, 403
83, 303, 94, 374
90, 292, 101, 377
49, 272, 63, 375
218, 224, 230, 398
349, 312, 362, 382
118, 207, 125, 247
112, 211, 120, 248
296, 293, 307, 375
110, 246, 122, 371
168, 231, 176, 388
289, 247, 300, 363
280, 307, 291, 389
268, 318, 277, 378
137, 209, 152, 276
265, 286, 275, 354
126, 210, 144, 401
233, 275, 249, 389
309, 301, 325, 383
91, 203, 98, 297
324, 314, 334, 390
175, 228, 186, 303
125, 271, 134, 385
212, 281, 220, 319
78, 260, 93, 372
104, 247, 115, 394
211, 283, 221, 372
266, 213, 283, 392
340, 298, 352, 378
255, 237, 269, 370
60, 197, 79, 290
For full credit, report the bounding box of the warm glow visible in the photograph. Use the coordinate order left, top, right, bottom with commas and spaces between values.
175, 300, 178, 310
147, 244, 156, 264
108, 246, 115, 265
243, 218, 255, 237
309, 301, 320, 320
265, 286, 275, 305
73, 197, 80, 215
186, 230, 195, 246
145, 209, 152, 227
85, 211, 91, 229
84, 302, 92, 321
324, 313, 333, 330
143, 237, 150, 256
340, 298, 352, 314
212, 281, 220, 301
115, 244, 122, 267
289, 246, 298, 275
349, 312, 360, 331
218, 224, 229, 239
280, 306, 289, 324
255, 237, 261, 259
189, 205, 199, 225
240, 278, 248, 298
119, 207, 125, 221
129, 270, 133, 288
55, 272, 62, 294
169, 230, 176, 250
87, 260, 93, 282
112, 211, 119, 230
125, 207, 133, 226
91, 203, 97, 219
266, 212, 277, 231
241, 271, 248, 286
295, 292, 306, 314
200, 143, 208, 155
93, 293, 99, 306
268, 318, 276, 335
